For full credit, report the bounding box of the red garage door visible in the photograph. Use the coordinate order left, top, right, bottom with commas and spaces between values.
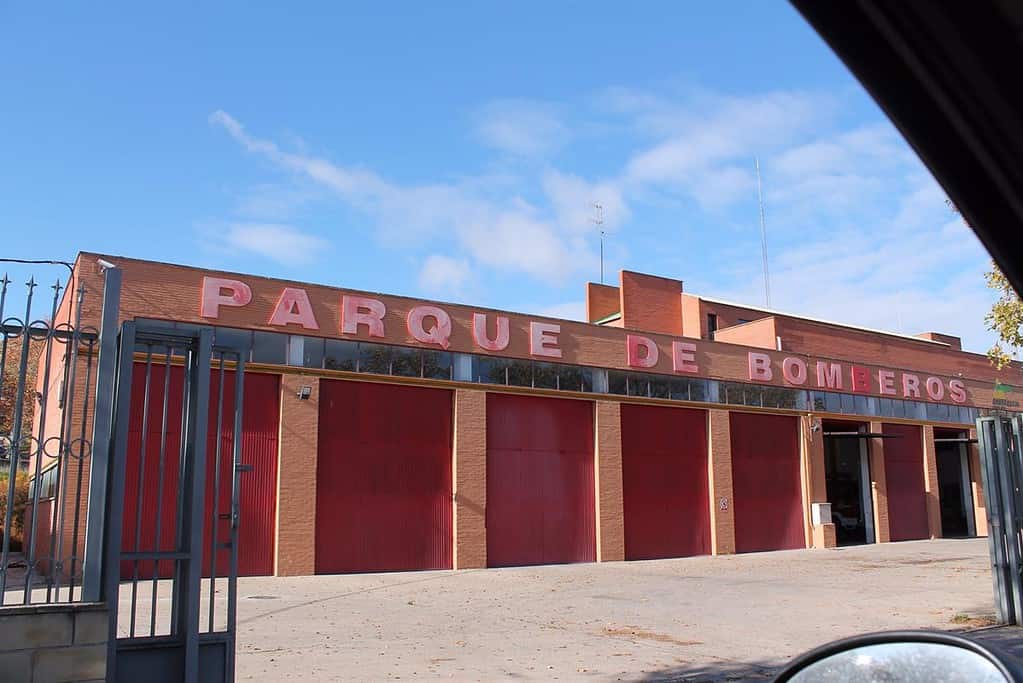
121, 365, 279, 579
486, 394, 595, 567
316, 380, 452, 574
731, 412, 805, 553
622, 404, 709, 560
884, 423, 928, 541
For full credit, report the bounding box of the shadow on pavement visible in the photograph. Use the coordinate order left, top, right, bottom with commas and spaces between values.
638, 659, 781, 682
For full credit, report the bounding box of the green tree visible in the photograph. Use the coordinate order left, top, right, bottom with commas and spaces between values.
0, 471, 30, 550
948, 200, 1023, 369
985, 263, 1023, 369
1, 337, 43, 442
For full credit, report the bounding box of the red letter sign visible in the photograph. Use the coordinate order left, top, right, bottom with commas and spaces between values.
268, 287, 319, 330
627, 335, 659, 368
925, 376, 945, 401
748, 352, 773, 381
782, 357, 807, 385
815, 362, 843, 390
672, 341, 698, 373
200, 276, 252, 319
949, 379, 967, 404
850, 366, 870, 393
530, 322, 562, 358
340, 295, 386, 338
472, 313, 510, 351
902, 373, 921, 398
878, 369, 896, 395
407, 305, 452, 349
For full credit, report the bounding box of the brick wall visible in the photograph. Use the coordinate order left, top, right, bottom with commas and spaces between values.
680, 293, 703, 339
58, 253, 1019, 406
699, 300, 772, 336
453, 389, 486, 569
775, 317, 1002, 383
0, 603, 107, 683
594, 401, 624, 561
916, 332, 962, 350
707, 410, 735, 554
586, 283, 620, 323
619, 271, 682, 336
275, 375, 318, 576
36, 253, 1000, 581
968, 427, 988, 537
712, 317, 778, 350
922, 426, 943, 539
869, 421, 891, 543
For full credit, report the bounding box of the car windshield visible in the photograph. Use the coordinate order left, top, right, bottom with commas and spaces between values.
1, 2, 1019, 682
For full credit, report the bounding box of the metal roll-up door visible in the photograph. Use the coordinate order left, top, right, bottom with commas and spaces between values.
884, 423, 928, 541
621, 404, 710, 560
731, 412, 805, 553
315, 379, 453, 573
486, 393, 595, 567
120, 365, 280, 579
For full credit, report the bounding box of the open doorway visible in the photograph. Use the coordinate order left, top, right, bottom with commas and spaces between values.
935, 429, 976, 538
823, 421, 875, 546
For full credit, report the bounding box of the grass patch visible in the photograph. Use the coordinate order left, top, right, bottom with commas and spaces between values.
950, 613, 998, 628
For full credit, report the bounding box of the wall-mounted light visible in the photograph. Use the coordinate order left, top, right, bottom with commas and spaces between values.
296, 385, 312, 400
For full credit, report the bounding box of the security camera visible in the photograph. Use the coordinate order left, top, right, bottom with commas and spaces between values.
97, 258, 117, 270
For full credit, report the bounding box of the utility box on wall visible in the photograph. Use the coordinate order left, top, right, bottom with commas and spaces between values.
811, 502, 832, 527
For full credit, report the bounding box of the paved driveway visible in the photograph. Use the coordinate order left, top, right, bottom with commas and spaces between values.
232, 538, 993, 681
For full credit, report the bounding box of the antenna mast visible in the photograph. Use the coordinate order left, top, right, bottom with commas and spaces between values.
755, 157, 771, 308
593, 202, 605, 284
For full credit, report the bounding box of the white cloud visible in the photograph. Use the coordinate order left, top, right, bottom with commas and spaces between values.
210, 110, 600, 284
712, 178, 996, 353
418, 254, 472, 295
541, 169, 628, 233
209, 89, 997, 354
234, 184, 319, 220
533, 300, 586, 321
473, 99, 568, 157
625, 91, 825, 161
212, 223, 329, 266
619, 90, 832, 209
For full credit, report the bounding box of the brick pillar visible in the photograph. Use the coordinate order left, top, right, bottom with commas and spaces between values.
453, 389, 487, 569
708, 409, 735, 555
922, 425, 943, 539
594, 401, 624, 562
968, 426, 988, 537
802, 415, 836, 548
275, 374, 318, 576
868, 421, 891, 543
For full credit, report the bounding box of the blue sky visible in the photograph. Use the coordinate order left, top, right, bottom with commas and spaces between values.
1, 2, 996, 351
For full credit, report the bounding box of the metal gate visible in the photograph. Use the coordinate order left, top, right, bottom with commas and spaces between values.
977, 415, 1023, 625
104, 320, 249, 682
1, 268, 104, 606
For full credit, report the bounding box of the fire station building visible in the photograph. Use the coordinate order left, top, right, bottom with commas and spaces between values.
56, 253, 1021, 576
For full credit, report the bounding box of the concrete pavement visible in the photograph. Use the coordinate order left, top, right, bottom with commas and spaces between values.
212, 537, 996, 681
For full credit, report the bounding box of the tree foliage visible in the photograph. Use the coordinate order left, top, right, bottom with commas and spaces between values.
0, 471, 30, 550
985, 262, 1023, 369
1, 337, 43, 439
948, 200, 1023, 369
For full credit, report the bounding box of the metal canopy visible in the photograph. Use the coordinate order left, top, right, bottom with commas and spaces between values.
822, 431, 902, 439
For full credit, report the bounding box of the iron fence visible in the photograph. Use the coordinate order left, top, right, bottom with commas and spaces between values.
0, 268, 115, 606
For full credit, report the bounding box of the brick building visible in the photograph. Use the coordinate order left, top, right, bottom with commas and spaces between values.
37, 252, 1022, 576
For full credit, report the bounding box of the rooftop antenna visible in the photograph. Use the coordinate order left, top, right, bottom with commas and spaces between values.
755, 157, 772, 308
593, 202, 606, 284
